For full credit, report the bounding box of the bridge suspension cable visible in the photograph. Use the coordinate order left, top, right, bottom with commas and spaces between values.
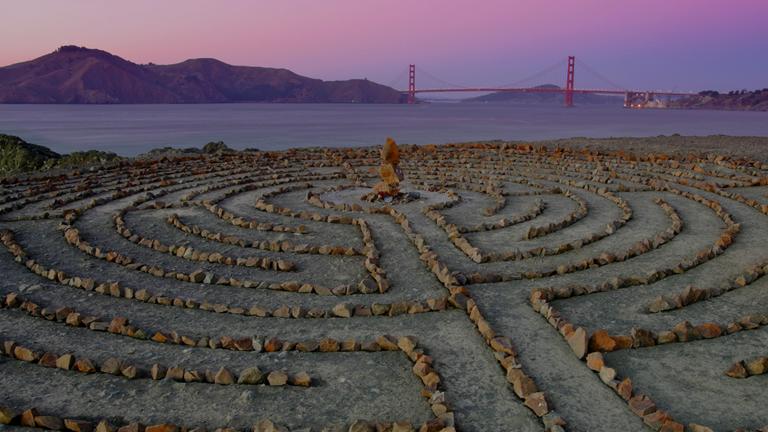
493, 58, 567, 89
415, 66, 475, 90
577, 59, 628, 91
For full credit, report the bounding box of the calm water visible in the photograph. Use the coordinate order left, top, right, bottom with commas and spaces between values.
0, 103, 766, 156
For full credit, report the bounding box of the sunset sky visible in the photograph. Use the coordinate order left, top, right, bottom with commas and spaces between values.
2, 0, 767, 92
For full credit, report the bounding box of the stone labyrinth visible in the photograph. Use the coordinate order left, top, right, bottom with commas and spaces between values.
1, 143, 768, 432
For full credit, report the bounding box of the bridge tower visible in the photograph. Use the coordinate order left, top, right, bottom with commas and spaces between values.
564, 56, 575, 107
407, 64, 416, 104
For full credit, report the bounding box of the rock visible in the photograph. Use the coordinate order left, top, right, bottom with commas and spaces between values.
745, 357, 768, 375
238, 367, 264, 384
523, 392, 549, 416
391, 422, 414, 432
687, 424, 714, 432
672, 321, 699, 342
121, 365, 139, 379
695, 322, 722, 339
117, 423, 144, 432
319, 338, 340, 352
376, 335, 399, 351
332, 303, 353, 318
95, 420, 115, 432
628, 395, 657, 417
397, 336, 417, 354
507, 369, 538, 398
21, 409, 38, 427
35, 415, 64, 430
100, 358, 123, 375
74, 358, 96, 373
631, 328, 656, 348
291, 371, 311, 387
589, 329, 617, 352
566, 327, 588, 359
659, 420, 684, 432
348, 420, 374, 432
38, 352, 58, 368
214, 367, 235, 385
145, 425, 178, 432
656, 331, 677, 344
56, 353, 75, 370
0, 406, 16, 425
643, 410, 670, 430
586, 352, 605, 371
599, 367, 617, 384
725, 361, 748, 378
616, 377, 633, 401
151, 364, 167, 380
13, 346, 39, 362
267, 371, 288, 386
64, 419, 94, 432
489, 336, 515, 355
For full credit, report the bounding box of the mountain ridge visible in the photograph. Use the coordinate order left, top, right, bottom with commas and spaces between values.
0, 46, 403, 104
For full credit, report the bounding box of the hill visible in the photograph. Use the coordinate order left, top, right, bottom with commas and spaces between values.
668, 89, 768, 111
0, 46, 403, 104
462, 84, 622, 105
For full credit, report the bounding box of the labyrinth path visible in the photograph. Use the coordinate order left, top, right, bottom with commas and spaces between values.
1, 143, 768, 432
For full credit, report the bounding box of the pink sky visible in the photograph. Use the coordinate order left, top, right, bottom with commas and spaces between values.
2, 0, 767, 91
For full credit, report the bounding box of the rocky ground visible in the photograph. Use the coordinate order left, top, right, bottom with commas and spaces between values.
1, 138, 767, 432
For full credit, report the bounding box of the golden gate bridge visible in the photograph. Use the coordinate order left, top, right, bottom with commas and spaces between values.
394, 56, 696, 107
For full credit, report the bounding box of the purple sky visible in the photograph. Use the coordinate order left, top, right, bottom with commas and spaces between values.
2, 0, 767, 92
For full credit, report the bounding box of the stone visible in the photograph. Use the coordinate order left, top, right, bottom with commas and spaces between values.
589, 329, 617, 352
332, 303, 353, 318
687, 424, 714, 432
291, 371, 312, 387
628, 395, 657, 417
616, 377, 633, 401
391, 422, 414, 432
117, 423, 144, 432
659, 420, 684, 432
214, 367, 235, 385
599, 367, 617, 384
586, 352, 604, 371
725, 361, 748, 378
74, 358, 97, 373
35, 415, 65, 430
696, 322, 722, 339
100, 358, 123, 375
267, 371, 288, 386
566, 327, 588, 359
0, 406, 16, 425
238, 367, 264, 384
145, 425, 178, 432
13, 346, 39, 362
348, 420, 374, 432
745, 357, 768, 375
656, 331, 677, 344
21, 409, 38, 427
643, 410, 671, 430
507, 369, 538, 398
64, 419, 94, 432
631, 328, 656, 348
151, 364, 167, 380
56, 353, 75, 370
523, 392, 549, 416
95, 420, 115, 432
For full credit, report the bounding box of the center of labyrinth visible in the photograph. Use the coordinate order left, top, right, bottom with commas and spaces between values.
1, 143, 767, 432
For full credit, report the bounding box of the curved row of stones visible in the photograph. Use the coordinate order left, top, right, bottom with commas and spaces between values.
1, 143, 767, 432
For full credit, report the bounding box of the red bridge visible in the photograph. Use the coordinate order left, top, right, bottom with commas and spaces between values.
399, 56, 697, 107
